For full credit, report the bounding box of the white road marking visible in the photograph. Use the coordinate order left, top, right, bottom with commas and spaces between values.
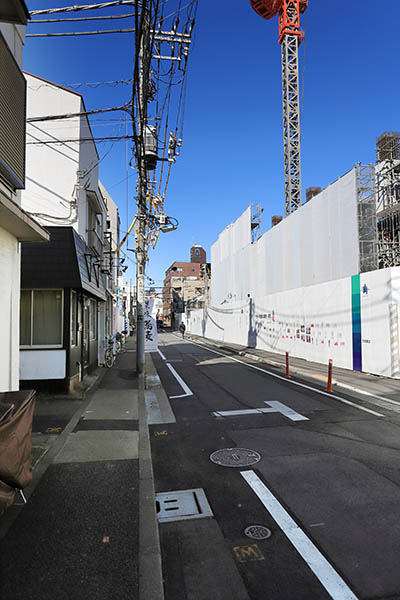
268, 400, 309, 421
187, 339, 384, 417
336, 381, 400, 407
213, 401, 308, 422
166, 363, 193, 399
157, 348, 167, 361
241, 470, 358, 600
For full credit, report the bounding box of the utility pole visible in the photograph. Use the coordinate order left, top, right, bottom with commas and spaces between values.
133, 4, 195, 371
136, 2, 150, 373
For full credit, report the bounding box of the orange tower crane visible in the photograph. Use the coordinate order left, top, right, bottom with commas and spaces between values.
249, 0, 308, 215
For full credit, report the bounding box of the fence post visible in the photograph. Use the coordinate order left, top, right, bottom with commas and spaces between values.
285, 352, 290, 379
327, 359, 333, 393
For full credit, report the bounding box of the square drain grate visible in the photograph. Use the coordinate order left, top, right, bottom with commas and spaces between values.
156, 488, 213, 523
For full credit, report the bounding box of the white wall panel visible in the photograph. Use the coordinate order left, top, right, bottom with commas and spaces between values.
20, 350, 66, 380
210, 168, 360, 307
0, 227, 20, 391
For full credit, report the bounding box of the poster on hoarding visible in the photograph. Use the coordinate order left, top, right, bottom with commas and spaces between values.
144, 298, 158, 352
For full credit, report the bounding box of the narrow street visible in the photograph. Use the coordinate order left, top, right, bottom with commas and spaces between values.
151, 331, 400, 600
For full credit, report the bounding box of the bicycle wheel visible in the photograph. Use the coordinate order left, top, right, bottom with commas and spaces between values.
105, 348, 114, 368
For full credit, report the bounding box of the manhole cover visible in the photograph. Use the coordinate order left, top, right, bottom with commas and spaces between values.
245, 525, 272, 540
209, 448, 261, 467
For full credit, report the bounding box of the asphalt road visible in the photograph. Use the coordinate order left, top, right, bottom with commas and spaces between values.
151, 331, 400, 600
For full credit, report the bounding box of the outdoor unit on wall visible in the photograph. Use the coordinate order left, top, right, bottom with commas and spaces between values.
0, 33, 26, 189
144, 125, 158, 170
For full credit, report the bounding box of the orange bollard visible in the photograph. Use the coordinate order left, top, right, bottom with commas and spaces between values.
285, 352, 291, 379
326, 359, 333, 393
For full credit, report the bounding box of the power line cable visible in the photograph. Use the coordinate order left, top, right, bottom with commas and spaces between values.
27, 28, 136, 37
27, 103, 132, 123
29, 78, 134, 90
27, 135, 134, 144
30, 12, 135, 23
30, 1, 138, 16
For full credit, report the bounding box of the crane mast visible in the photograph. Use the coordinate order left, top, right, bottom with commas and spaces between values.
249, 0, 308, 216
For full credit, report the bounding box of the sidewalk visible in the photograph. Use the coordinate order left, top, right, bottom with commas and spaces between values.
184, 332, 400, 414
0, 337, 164, 600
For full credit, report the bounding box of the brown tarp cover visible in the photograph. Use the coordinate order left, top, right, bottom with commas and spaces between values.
0, 390, 36, 517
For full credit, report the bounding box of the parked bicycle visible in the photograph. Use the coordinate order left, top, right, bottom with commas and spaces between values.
104, 335, 116, 368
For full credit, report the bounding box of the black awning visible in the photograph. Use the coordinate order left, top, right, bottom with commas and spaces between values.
21, 226, 107, 301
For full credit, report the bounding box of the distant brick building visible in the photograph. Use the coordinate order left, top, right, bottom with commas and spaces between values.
162, 246, 210, 327
190, 244, 206, 264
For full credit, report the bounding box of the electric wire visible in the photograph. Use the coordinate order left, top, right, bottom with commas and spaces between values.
27, 135, 133, 144
30, 1, 138, 16
27, 103, 132, 123
27, 28, 136, 37
30, 13, 135, 23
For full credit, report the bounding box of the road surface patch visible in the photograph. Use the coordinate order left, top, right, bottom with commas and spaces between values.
241, 470, 358, 600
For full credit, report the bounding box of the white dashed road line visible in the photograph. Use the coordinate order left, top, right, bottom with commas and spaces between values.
157, 348, 167, 361
166, 362, 193, 399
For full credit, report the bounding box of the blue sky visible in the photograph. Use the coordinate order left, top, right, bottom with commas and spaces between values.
24, 0, 399, 288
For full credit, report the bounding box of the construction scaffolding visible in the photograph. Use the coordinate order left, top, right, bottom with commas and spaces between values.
356, 163, 378, 273
250, 203, 262, 243
376, 132, 400, 269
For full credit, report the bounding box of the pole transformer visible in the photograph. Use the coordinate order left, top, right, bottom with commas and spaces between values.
249, 0, 308, 216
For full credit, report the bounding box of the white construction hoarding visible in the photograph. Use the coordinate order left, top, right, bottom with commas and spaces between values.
188, 267, 399, 378
188, 165, 397, 377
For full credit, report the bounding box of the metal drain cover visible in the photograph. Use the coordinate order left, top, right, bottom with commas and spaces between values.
210, 448, 261, 467
245, 525, 272, 540
156, 488, 213, 523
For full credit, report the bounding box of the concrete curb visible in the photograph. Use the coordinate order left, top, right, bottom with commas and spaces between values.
139, 361, 164, 600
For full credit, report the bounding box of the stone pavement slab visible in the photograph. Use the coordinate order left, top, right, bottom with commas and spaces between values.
83, 389, 138, 420
53, 430, 139, 463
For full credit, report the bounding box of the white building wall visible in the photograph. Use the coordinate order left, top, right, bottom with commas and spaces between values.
22, 74, 102, 241
0, 23, 25, 66
20, 75, 107, 380
78, 110, 100, 241
23, 74, 82, 227
0, 227, 21, 390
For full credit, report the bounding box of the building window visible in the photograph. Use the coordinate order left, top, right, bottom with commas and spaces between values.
71, 290, 78, 347
88, 197, 104, 256
89, 299, 97, 340
20, 290, 32, 346
20, 290, 63, 348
